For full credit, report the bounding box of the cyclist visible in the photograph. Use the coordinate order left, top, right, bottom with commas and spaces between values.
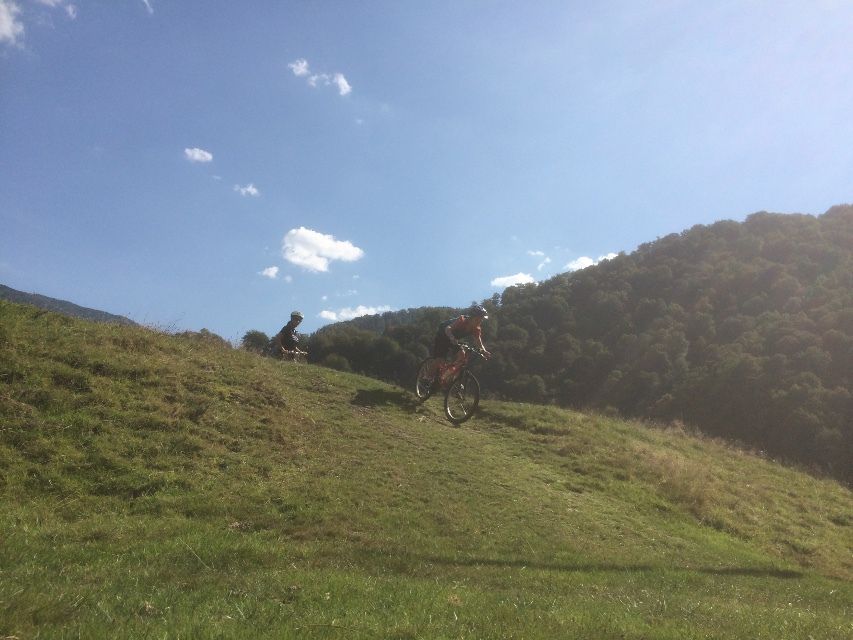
270, 311, 307, 359
427, 305, 492, 381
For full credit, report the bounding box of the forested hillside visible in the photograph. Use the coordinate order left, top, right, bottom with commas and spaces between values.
307, 206, 852, 481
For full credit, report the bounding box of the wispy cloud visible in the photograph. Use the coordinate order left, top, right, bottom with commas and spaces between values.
259, 266, 279, 279
332, 72, 352, 96
282, 227, 364, 273
527, 250, 551, 272
141, 0, 153, 14
491, 272, 535, 288
34, 0, 76, 12
0, 1, 24, 46
184, 147, 213, 163
288, 58, 310, 76
564, 252, 617, 272
234, 183, 259, 197
289, 58, 352, 96
319, 305, 392, 322
2, 0, 79, 46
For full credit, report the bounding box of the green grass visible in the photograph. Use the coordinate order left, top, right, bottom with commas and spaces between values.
1, 300, 851, 639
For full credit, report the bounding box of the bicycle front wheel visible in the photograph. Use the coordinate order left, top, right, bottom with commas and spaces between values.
444, 370, 480, 424
415, 357, 439, 401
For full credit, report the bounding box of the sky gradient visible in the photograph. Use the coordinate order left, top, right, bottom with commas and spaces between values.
2, 1, 851, 340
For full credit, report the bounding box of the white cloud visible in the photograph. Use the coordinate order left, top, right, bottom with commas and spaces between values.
564, 252, 617, 272
282, 227, 364, 273
565, 257, 595, 271
2, 0, 78, 46
184, 147, 213, 163
491, 272, 535, 288
141, 0, 153, 14
527, 250, 545, 257
288, 58, 310, 77
333, 72, 352, 96
259, 266, 279, 279
289, 58, 352, 97
0, 1, 24, 46
234, 183, 259, 197
283, 274, 293, 283
319, 305, 392, 322
537, 257, 552, 272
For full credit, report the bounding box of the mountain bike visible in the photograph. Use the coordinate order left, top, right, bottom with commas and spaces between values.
415, 344, 485, 424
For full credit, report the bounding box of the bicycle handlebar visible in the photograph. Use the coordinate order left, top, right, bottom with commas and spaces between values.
457, 343, 487, 359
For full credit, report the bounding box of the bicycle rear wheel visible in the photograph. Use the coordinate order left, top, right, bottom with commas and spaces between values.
415, 357, 439, 401
444, 370, 480, 424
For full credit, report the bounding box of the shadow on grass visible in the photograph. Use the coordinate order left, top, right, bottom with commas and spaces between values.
352, 549, 802, 579
477, 407, 573, 436
352, 388, 420, 411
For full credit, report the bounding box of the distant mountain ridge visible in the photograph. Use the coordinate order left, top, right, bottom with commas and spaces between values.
0, 284, 135, 326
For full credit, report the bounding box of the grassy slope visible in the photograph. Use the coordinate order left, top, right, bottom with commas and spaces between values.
0, 301, 850, 639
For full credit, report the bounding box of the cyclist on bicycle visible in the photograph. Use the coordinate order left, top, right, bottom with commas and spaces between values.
270, 311, 307, 359
427, 305, 491, 380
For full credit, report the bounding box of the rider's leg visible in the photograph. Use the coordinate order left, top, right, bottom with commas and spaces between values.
427, 331, 452, 379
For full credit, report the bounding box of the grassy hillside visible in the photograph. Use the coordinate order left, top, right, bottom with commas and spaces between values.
1, 301, 851, 639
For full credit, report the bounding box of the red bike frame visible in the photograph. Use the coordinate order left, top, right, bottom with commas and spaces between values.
435, 346, 475, 388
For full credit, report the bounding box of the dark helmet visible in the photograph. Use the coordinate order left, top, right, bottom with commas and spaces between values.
291, 311, 304, 320
469, 305, 488, 319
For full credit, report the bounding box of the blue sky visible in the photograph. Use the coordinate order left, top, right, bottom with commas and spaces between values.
2, 1, 852, 340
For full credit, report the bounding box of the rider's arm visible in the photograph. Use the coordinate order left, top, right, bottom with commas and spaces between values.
444, 325, 458, 344
472, 323, 490, 357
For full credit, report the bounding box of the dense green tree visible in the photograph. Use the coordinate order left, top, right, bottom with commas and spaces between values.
240, 329, 270, 354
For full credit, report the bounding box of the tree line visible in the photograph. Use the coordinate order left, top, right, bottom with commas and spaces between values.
243, 206, 852, 482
